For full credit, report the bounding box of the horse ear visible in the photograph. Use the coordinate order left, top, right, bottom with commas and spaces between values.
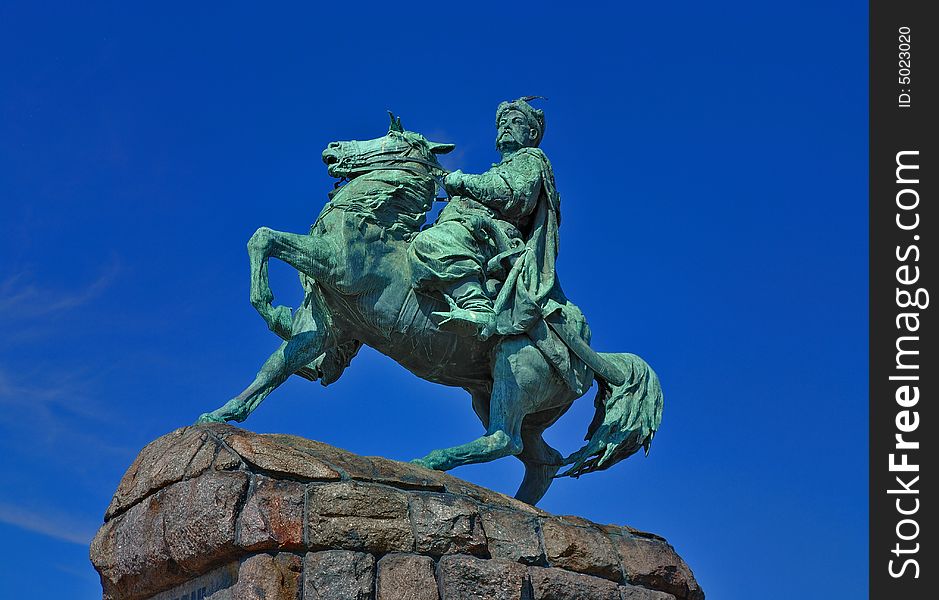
387, 111, 404, 133
428, 141, 455, 155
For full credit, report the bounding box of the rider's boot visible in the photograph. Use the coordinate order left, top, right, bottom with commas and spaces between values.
432, 277, 496, 340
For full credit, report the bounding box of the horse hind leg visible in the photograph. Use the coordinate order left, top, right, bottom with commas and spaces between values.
412, 337, 552, 473
515, 418, 567, 505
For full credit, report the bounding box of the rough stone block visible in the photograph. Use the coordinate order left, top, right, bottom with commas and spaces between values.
105, 424, 242, 519
226, 431, 341, 481
529, 566, 620, 600
92, 496, 173, 600
263, 434, 449, 491
608, 533, 702, 600
237, 475, 305, 551
161, 471, 250, 573
409, 492, 487, 556
597, 524, 666, 542
91, 471, 249, 600
436, 554, 531, 600
216, 553, 302, 600
480, 505, 545, 564
619, 585, 677, 600
91, 427, 702, 600
148, 562, 240, 600
306, 481, 415, 553
376, 553, 440, 600
541, 518, 622, 582
303, 550, 375, 600
440, 474, 547, 516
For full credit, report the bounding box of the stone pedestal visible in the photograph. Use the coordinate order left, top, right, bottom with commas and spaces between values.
90, 424, 703, 600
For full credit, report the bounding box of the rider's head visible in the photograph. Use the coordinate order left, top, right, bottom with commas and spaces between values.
495, 97, 545, 152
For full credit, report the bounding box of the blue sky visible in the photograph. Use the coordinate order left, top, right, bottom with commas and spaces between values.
0, 2, 867, 598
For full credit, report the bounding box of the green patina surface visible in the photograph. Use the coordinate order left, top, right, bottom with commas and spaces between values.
197, 99, 663, 505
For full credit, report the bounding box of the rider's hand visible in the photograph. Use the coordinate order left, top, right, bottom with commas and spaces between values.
444, 170, 465, 196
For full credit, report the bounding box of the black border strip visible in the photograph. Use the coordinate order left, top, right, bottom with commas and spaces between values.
870, 1, 935, 596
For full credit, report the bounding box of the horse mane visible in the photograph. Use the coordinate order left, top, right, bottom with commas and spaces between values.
318, 169, 437, 241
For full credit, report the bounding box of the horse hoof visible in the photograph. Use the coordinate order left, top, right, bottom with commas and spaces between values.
196, 412, 226, 424
411, 455, 450, 471
515, 462, 562, 505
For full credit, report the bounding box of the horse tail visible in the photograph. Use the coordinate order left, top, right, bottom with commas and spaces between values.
557, 352, 663, 478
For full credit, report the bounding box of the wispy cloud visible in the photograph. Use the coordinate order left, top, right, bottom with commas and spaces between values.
0, 501, 98, 546
0, 365, 105, 420
0, 261, 133, 466
0, 364, 131, 459
0, 261, 120, 320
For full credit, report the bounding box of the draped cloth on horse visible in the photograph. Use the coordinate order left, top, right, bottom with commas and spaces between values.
409, 148, 595, 395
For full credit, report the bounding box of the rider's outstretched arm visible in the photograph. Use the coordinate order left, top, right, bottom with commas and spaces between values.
459, 151, 545, 221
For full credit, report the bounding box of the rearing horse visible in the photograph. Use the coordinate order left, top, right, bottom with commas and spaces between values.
197, 116, 663, 505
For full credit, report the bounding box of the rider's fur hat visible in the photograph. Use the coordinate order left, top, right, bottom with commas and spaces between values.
496, 97, 546, 147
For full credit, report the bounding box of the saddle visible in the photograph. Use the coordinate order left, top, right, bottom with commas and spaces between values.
442, 202, 627, 390
439, 199, 528, 292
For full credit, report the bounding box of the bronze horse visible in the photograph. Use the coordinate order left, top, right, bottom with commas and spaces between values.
197, 116, 662, 505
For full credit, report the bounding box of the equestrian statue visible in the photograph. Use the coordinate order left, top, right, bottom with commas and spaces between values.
197, 98, 663, 505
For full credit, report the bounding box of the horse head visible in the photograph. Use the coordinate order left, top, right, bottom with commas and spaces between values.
321, 112, 455, 181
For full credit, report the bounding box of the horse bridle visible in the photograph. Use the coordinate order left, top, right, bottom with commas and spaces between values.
331, 134, 451, 200
331, 136, 441, 175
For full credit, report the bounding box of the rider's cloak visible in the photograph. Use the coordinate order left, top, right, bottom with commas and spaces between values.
490, 148, 594, 396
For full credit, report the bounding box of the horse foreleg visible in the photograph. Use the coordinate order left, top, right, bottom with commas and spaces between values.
248, 226, 331, 339
197, 326, 333, 424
